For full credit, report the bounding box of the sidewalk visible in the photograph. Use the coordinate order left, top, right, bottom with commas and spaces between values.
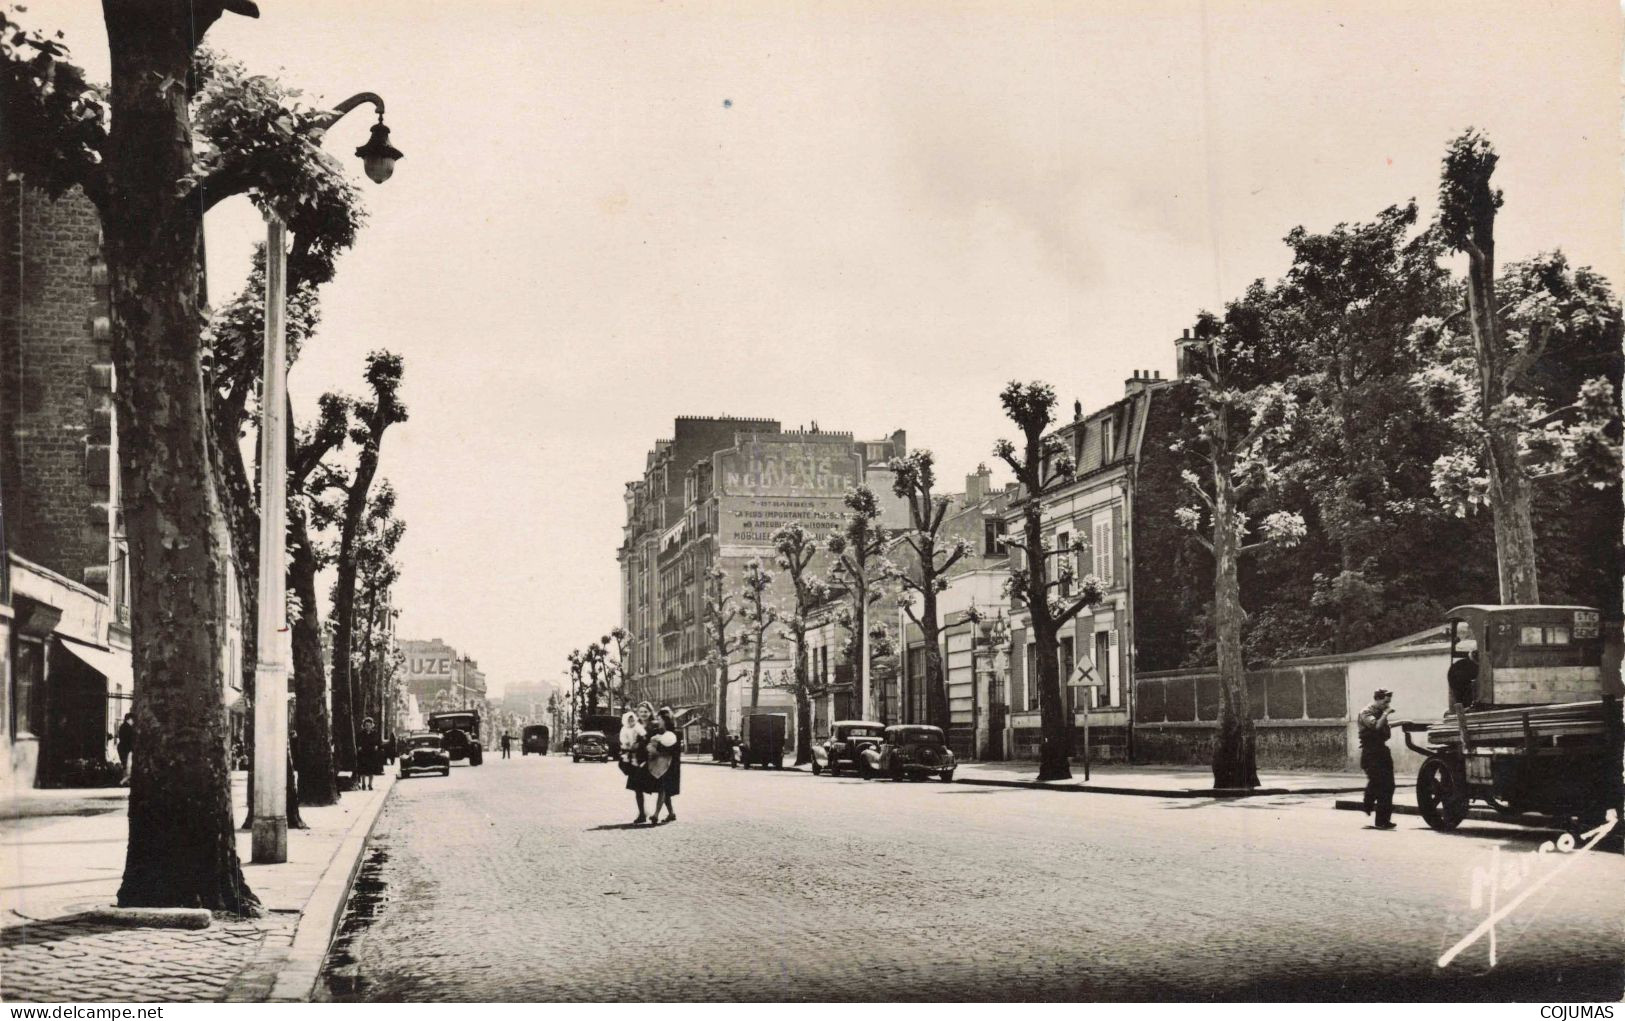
683, 753, 1404, 798
0, 771, 393, 1003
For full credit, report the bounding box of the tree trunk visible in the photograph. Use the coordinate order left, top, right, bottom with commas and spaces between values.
330, 450, 381, 776
290, 498, 339, 805
1210, 477, 1260, 789
1025, 506, 1071, 782
713, 663, 731, 761
792, 628, 812, 764
103, 4, 257, 914
1464, 246, 1541, 604
920, 585, 950, 731
750, 630, 764, 709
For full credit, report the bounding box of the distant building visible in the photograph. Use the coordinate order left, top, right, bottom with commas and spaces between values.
618, 416, 908, 750
399, 638, 486, 711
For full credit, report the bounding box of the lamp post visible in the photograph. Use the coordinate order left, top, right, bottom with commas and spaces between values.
252, 93, 402, 865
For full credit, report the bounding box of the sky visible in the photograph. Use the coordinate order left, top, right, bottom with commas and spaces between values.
27, 0, 1624, 697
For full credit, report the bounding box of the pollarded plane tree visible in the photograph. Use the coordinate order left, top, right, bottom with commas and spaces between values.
993, 382, 1105, 783
328, 352, 407, 781
1, 2, 388, 912
771, 523, 830, 764
1171, 319, 1306, 790
824, 486, 892, 723
702, 567, 745, 757
885, 451, 975, 731
737, 561, 779, 711
1416, 129, 1622, 604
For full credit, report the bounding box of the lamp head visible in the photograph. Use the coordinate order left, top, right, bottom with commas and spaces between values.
356, 119, 403, 184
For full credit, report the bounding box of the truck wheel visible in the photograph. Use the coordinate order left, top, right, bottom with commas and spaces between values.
573, 755, 581, 763
889, 761, 905, 782
470, 748, 483, 766
1417, 757, 1469, 831
940, 769, 955, 783
811, 761, 822, 776
773, 758, 783, 770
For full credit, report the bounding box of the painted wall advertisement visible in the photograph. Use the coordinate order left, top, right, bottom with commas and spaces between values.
717, 438, 862, 546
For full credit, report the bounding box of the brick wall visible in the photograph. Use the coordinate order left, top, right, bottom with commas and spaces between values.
0, 180, 113, 593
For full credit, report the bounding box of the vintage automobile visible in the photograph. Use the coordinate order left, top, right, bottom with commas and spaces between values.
426, 710, 484, 766
877, 724, 957, 782
579, 713, 624, 761
522, 724, 550, 755
398, 732, 451, 778
1401, 605, 1623, 834
810, 720, 886, 777
571, 730, 612, 763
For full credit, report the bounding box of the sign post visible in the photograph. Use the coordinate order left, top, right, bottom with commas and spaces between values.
1068, 659, 1103, 781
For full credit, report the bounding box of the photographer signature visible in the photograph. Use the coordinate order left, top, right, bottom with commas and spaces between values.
1438, 809, 1619, 969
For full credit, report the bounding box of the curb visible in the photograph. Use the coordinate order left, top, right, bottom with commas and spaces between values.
231, 773, 397, 1003
79, 906, 212, 929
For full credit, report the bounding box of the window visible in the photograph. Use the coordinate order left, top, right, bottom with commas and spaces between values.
1102, 418, 1115, 462
12, 635, 43, 739
1519, 625, 1571, 646
984, 518, 1004, 556
1094, 518, 1113, 586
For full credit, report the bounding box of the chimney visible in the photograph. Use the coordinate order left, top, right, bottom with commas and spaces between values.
1176, 327, 1202, 379
1125, 368, 1151, 397
1073, 400, 1083, 421
965, 462, 993, 504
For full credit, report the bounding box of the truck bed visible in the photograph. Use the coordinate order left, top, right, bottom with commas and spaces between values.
1421, 699, 1616, 748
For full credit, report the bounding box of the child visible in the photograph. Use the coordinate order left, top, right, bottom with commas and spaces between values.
618, 711, 643, 775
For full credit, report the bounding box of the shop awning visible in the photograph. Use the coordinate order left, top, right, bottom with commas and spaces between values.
58, 639, 135, 695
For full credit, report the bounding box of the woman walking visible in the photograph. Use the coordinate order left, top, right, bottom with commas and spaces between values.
357, 717, 381, 791
651, 706, 683, 823
623, 702, 658, 824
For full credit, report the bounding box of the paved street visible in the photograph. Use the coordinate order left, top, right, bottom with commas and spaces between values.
319, 754, 1623, 1002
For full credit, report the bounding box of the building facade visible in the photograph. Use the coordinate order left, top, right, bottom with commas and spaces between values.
1, 179, 136, 788
1002, 370, 1177, 764
399, 638, 487, 714
619, 417, 908, 750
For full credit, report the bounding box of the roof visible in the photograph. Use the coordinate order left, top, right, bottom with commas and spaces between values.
1447, 604, 1599, 624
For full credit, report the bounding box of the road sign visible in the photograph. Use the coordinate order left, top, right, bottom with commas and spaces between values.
1068, 659, 1103, 688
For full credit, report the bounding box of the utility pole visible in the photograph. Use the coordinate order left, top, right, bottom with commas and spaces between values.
251, 214, 290, 864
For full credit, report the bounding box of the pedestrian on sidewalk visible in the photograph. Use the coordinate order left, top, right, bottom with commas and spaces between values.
1358, 689, 1397, 830
624, 703, 659, 824
357, 717, 382, 792
651, 706, 682, 824
116, 713, 134, 785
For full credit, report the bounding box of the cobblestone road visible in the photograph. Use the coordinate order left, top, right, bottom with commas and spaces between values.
1, 913, 296, 1002
319, 755, 1624, 1002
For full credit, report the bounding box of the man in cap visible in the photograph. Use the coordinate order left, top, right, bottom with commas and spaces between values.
1358, 688, 1397, 829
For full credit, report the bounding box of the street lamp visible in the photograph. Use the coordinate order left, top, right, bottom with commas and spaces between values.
252, 91, 402, 865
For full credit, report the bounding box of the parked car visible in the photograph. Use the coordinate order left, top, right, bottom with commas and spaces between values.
579, 713, 624, 760
738, 713, 787, 769
878, 724, 956, 782
425, 710, 484, 766
398, 732, 451, 778
522, 724, 550, 755
810, 720, 886, 777
572, 731, 611, 762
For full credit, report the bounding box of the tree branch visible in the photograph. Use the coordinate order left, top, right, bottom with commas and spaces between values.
1502, 322, 1552, 389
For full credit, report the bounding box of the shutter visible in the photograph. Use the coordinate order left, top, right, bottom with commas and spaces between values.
1108, 627, 1121, 706
1094, 519, 1111, 585
1111, 503, 1124, 589
1076, 526, 1094, 585
1009, 629, 1027, 711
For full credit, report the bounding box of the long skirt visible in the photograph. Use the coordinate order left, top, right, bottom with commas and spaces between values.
625, 764, 660, 794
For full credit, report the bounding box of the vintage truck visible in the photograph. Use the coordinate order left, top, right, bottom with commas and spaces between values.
1400, 605, 1622, 834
